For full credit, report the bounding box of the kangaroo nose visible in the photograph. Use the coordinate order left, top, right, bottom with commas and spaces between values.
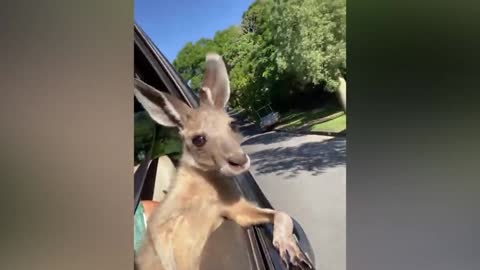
227, 153, 248, 167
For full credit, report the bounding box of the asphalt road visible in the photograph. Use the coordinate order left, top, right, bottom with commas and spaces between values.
241, 131, 346, 270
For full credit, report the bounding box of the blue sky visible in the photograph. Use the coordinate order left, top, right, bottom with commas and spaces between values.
134, 0, 254, 62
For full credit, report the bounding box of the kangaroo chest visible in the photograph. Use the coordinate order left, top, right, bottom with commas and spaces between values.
140, 169, 242, 269
144, 179, 225, 264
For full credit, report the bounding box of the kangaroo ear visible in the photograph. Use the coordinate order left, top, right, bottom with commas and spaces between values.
134, 78, 192, 129
199, 53, 230, 110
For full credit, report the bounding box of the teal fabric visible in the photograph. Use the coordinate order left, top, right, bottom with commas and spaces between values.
134, 203, 146, 253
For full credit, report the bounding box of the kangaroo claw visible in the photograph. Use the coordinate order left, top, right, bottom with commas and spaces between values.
273, 235, 314, 269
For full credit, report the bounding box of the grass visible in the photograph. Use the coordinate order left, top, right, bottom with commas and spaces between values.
275, 103, 342, 130
310, 114, 346, 133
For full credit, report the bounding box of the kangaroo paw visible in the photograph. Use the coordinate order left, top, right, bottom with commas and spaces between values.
273, 212, 314, 269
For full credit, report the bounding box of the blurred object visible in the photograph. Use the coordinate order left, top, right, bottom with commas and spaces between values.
134, 200, 161, 252
141, 200, 161, 222
152, 155, 176, 202
256, 103, 280, 131
336, 76, 347, 112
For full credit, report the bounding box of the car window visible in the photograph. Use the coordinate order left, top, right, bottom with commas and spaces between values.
134, 109, 182, 166
133, 52, 183, 168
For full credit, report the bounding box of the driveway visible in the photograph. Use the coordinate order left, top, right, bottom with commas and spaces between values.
241, 131, 346, 270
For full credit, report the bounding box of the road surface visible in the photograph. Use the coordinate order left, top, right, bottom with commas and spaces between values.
241, 131, 346, 270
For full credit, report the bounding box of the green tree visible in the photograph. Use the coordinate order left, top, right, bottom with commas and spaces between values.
271, 0, 346, 91
173, 27, 243, 92
231, 0, 290, 116
173, 38, 218, 91
226, 33, 270, 115
213, 26, 243, 57
173, 0, 347, 115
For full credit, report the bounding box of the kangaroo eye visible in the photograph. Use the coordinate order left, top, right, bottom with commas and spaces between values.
192, 135, 207, 147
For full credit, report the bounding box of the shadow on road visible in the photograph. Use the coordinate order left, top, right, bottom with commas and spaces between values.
229, 110, 263, 139
248, 137, 346, 179
237, 122, 261, 139
242, 132, 305, 146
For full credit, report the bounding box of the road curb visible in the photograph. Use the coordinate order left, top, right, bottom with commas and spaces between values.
275, 129, 346, 137
275, 111, 344, 130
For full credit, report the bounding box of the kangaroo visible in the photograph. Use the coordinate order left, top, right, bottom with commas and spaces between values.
134, 53, 313, 270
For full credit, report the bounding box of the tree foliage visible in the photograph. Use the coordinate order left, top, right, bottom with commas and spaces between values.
271, 0, 346, 91
173, 39, 218, 90
173, 0, 346, 117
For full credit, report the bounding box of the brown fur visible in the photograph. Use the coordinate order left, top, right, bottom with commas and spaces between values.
134, 53, 313, 270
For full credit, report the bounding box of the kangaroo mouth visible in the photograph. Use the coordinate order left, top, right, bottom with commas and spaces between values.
228, 160, 242, 167
221, 155, 251, 176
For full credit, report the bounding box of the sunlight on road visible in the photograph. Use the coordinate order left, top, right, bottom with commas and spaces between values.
242, 132, 346, 270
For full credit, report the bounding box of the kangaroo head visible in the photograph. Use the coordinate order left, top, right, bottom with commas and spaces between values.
134, 53, 250, 176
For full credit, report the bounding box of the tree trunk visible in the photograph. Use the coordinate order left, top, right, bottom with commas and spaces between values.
335, 75, 347, 112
